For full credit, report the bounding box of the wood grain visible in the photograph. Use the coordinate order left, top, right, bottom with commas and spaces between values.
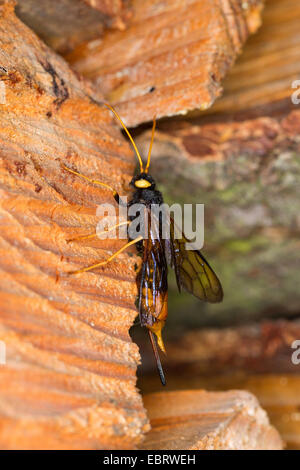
0, 0, 148, 449
141, 390, 283, 450
140, 321, 300, 449
67, 0, 264, 126
202, 0, 300, 116
142, 374, 300, 450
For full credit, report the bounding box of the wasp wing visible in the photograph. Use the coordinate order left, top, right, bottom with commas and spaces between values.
166, 217, 223, 303
137, 208, 168, 353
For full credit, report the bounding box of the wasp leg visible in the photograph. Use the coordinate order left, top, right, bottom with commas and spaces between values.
66, 220, 130, 243
63, 165, 124, 205
67, 232, 97, 243
68, 235, 142, 275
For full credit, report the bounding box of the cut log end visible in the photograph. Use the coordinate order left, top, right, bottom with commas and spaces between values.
67, 0, 264, 126
0, 1, 148, 450
141, 390, 284, 450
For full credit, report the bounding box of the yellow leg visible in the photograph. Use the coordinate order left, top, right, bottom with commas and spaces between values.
67, 220, 130, 243
67, 232, 97, 243
63, 165, 118, 197
68, 235, 142, 275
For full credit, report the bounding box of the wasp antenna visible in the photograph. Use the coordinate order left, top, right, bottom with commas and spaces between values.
148, 330, 166, 386
145, 116, 156, 174
103, 103, 144, 173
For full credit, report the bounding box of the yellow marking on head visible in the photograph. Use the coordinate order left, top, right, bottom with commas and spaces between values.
135, 179, 152, 188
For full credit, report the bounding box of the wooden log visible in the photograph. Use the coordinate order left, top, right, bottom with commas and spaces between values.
162, 320, 300, 375
139, 321, 300, 449
135, 104, 300, 328
0, 0, 148, 449
15, 0, 130, 55
202, 0, 300, 116
141, 390, 283, 450
67, 0, 264, 126
142, 374, 300, 450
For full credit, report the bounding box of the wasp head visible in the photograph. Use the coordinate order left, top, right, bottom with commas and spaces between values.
130, 173, 156, 190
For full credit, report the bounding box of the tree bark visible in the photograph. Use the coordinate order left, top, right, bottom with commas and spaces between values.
0, 0, 148, 449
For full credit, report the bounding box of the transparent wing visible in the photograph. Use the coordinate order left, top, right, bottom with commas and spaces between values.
167, 217, 223, 303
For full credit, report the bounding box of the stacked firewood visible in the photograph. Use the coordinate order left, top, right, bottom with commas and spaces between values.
1, 0, 299, 449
